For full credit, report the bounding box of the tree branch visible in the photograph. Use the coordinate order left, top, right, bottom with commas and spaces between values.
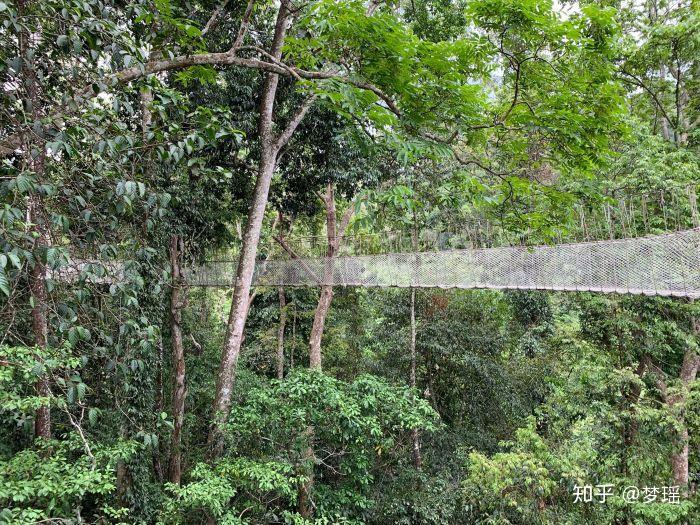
335, 200, 357, 250
259, 2, 293, 143
239, 45, 302, 80
273, 235, 323, 283
274, 94, 317, 151
619, 70, 675, 127
231, 0, 256, 49
202, 0, 231, 36
1, 34, 402, 158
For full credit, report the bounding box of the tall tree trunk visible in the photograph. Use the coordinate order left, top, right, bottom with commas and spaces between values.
208, 152, 275, 453
307, 183, 355, 367
409, 287, 422, 469
29, 195, 50, 439
168, 235, 187, 485
277, 287, 286, 379
18, 0, 51, 440
153, 337, 165, 481
308, 183, 337, 368
308, 286, 333, 370
207, 1, 315, 454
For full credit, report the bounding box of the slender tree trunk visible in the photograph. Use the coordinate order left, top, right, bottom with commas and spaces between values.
277, 287, 286, 379
19, 0, 51, 440
153, 337, 165, 481
409, 287, 422, 469
300, 184, 357, 517
208, 153, 276, 452
168, 235, 187, 485
207, 1, 316, 454
29, 196, 50, 440
308, 183, 336, 368
309, 286, 333, 369
307, 183, 355, 367
671, 426, 690, 487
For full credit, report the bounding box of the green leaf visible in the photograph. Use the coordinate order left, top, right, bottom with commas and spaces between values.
76, 381, 86, 400
0, 268, 8, 297
7, 252, 21, 269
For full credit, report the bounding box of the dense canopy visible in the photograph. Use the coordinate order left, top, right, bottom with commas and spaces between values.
0, 0, 699, 524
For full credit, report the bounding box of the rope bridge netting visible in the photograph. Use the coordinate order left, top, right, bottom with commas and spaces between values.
184, 228, 700, 298
45, 188, 700, 297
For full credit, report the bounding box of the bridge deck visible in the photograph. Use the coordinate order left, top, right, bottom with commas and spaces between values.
183, 228, 700, 298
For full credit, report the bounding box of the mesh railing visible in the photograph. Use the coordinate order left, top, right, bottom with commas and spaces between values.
184, 228, 700, 298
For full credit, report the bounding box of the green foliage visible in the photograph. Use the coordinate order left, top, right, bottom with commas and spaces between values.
0, 0, 698, 523
463, 419, 558, 524
0, 437, 135, 525
0, 345, 83, 428
228, 370, 439, 516
0, 345, 137, 524
161, 370, 439, 523
462, 309, 699, 524
159, 458, 301, 524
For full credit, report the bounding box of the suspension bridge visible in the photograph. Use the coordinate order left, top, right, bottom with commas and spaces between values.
48, 189, 700, 298
183, 228, 700, 297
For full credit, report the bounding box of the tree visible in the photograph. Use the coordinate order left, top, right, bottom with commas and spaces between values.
619, 0, 699, 147
578, 295, 700, 493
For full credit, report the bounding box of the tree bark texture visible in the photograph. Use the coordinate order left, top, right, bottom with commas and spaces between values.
308, 286, 333, 370
19, 0, 51, 441
168, 235, 187, 485
208, 153, 276, 452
